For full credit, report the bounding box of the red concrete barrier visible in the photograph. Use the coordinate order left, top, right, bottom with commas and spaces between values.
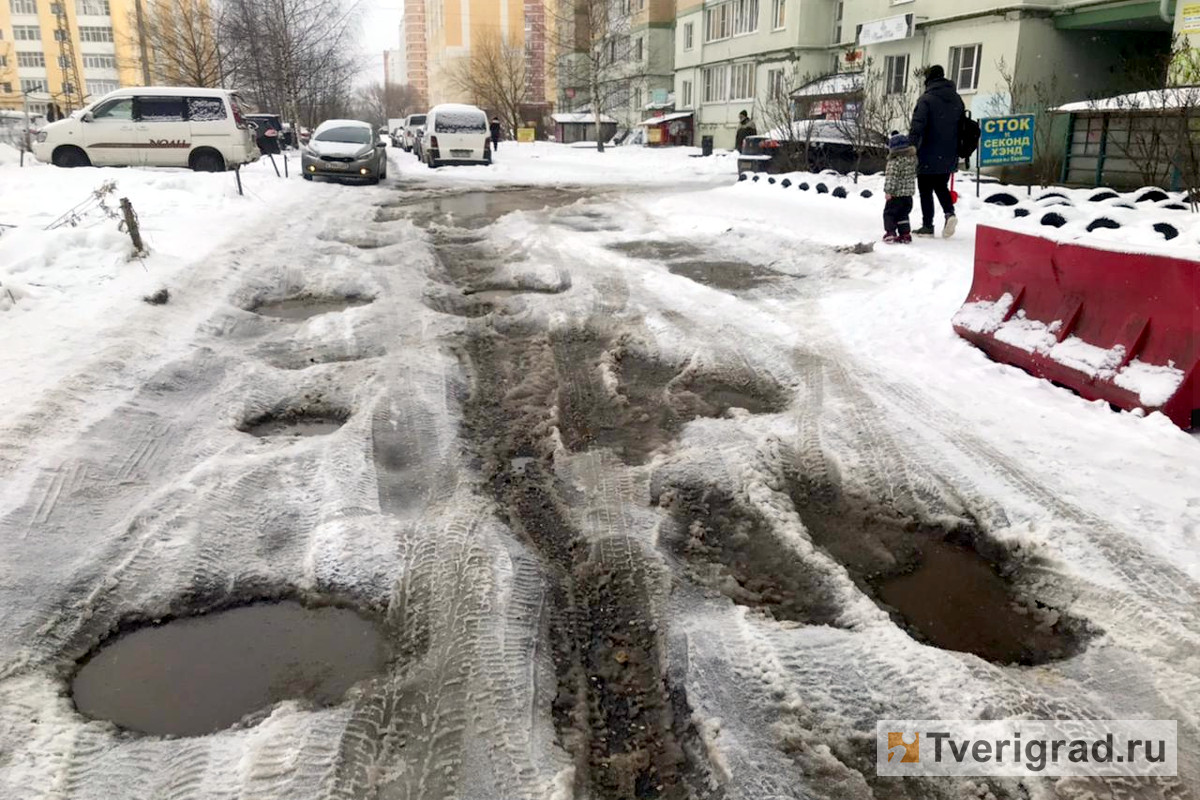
952, 225, 1199, 429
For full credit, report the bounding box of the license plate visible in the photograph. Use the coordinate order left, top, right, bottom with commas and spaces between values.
325, 162, 348, 170
450, 149, 472, 158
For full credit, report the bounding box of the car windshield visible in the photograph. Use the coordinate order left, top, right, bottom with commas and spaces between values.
410, 115, 426, 126
434, 111, 486, 133
315, 126, 371, 144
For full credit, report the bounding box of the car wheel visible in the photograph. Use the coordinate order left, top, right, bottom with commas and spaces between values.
190, 150, 225, 172
52, 146, 90, 168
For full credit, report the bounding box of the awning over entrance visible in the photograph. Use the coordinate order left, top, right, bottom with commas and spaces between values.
636, 111, 694, 126
1054, 0, 1175, 31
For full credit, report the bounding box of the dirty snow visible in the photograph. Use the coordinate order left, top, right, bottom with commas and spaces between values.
0, 143, 1197, 799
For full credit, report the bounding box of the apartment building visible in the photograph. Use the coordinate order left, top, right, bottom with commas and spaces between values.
677, 0, 1181, 150
385, 40, 408, 87
423, 0, 541, 105
0, 0, 141, 114
404, 0, 430, 103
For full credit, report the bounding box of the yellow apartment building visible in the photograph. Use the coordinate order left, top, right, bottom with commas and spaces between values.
0, 0, 142, 114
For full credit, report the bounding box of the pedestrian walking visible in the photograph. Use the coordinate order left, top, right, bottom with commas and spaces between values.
882, 131, 916, 244
908, 65, 965, 238
490, 116, 502, 151
735, 110, 757, 153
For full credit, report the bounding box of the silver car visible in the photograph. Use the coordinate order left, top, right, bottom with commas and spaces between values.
302, 119, 387, 184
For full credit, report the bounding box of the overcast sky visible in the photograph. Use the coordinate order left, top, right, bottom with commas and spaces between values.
359, 0, 405, 85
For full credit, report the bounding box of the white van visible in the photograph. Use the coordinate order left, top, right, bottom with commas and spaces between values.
33, 87, 260, 171
420, 104, 491, 168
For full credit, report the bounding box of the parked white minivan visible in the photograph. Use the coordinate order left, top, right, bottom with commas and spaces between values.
33, 87, 260, 171
420, 104, 491, 168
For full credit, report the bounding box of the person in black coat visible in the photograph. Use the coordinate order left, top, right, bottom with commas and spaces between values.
735, 110, 757, 153
490, 117, 502, 150
908, 65, 965, 238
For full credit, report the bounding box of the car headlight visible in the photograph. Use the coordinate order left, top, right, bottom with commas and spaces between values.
36, 131, 47, 143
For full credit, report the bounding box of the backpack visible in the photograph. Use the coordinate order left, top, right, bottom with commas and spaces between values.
958, 111, 981, 159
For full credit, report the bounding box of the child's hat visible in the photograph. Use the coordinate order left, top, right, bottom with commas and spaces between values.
888, 131, 910, 150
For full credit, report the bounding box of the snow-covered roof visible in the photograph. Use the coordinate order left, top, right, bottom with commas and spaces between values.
636, 111, 694, 126
429, 103, 486, 115
791, 72, 863, 98
553, 112, 618, 124
1056, 86, 1200, 113
313, 118, 372, 132
759, 118, 885, 145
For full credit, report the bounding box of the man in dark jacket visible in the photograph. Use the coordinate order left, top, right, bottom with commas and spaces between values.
490, 117, 502, 150
908, 65, 965, 238
735, 110, 757, 153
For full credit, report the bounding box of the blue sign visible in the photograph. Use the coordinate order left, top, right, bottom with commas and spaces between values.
979, 114, 1035, 166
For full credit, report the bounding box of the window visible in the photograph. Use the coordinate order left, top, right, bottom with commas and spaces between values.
13, 25, 40, 40
17, 51, 44, 68
766, 67, 786, 98
635, 36, 643, 61
683, 22, 693, 51
1, 83, 11, 93
681, 79, 693, 108
0, 56, 5, 67
705, 3, 731, 42
58, 55, 71, 68
82, 53, 116, 69
187, 96, 227, 121
733, 0, 759, 35
79, 26, 114, 42
92, 96, 132, 119
137, 95, 185, 121
884, 54, 908, 94
771, 0, 785, 28
730, 62, 755, 100
76, 0, 109, 13
632, 87, 642, 110
702, 64, 728, 103
20, 78, 47, 93
949, 44, 982, 91
85, 79, 117, 96
10, 0, 37, 14
833, 0, 844, 43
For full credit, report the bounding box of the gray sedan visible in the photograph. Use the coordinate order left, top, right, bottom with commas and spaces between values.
302, 119, 388, 184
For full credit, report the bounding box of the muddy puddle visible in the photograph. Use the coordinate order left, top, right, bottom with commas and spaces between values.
241, 410, 348, 438
253, 296, 372, 320
71, 601, 388, 736
607, 240, 703, 261
668, 261, 780, 292
384, 188, 588, 229
788, 477, 1085, 664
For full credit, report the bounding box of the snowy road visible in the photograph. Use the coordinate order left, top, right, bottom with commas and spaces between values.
0, 145, 1197, 799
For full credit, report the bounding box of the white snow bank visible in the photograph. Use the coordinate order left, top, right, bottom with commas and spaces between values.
951, 292, 1014, 334
1113, 359, 1188, 407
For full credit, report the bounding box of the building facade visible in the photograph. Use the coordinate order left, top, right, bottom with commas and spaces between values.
0, 0, 141, 114
385, 39, 408, 86
677, 0, 1182, 150
404, 0, 430, 104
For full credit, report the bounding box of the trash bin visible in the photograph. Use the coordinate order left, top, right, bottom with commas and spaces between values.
701, 135, 713, 157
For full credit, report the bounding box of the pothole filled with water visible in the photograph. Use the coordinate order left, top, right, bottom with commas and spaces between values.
787, 474, 1087, 665
71, 601, 389, 736
240, 407, 349, 438
607, 239, 703, 261
252, 295, 373, 320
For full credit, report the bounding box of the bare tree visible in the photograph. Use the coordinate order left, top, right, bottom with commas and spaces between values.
834, 59, 908, 182
989, 56, 1065, 187
753, 65, 822, 173
446, 31, 530, 138
551, 0, 646, 152
130, 0, 223, 87
354, 81, 422, 127
218, 0, 363, 128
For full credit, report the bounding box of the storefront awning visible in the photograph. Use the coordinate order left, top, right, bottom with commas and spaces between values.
636, 111, 694, 126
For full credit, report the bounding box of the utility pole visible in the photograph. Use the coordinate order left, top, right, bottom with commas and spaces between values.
50, 1, 85, 111
134, 0, 152, 85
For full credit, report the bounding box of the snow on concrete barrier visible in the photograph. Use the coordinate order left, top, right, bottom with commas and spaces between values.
953, 224, 1199, 429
